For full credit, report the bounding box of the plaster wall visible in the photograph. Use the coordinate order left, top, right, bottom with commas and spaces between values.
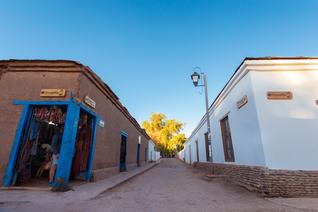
251, 70, 318, 170
185, 72, 265, 166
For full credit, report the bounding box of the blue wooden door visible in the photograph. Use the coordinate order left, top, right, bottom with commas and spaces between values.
54, 102, 80, 188
119, 135, 127, 172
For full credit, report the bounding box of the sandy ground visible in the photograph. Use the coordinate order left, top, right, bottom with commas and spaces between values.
1, 158, 318, 212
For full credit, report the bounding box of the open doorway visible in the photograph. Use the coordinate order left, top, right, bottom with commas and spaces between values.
12, 105, 67, 187
119, 134, 127, 172
70, 109, 94, 181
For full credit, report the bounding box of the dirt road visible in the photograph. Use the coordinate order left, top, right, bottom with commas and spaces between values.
1, 158, 317, 212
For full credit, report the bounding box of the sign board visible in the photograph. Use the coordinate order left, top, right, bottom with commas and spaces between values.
98, 120, 104, 128
237, 95, 248, 109
267, 91, 293, 100
40, 89, 66, 97
84, 96, 96, 109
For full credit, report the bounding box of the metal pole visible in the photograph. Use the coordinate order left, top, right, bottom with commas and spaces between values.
202, 73, 213, 164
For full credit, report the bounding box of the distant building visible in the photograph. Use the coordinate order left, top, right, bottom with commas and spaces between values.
148, 140, 161, 162
0, 60, 150, 190
183, 57, 318, 197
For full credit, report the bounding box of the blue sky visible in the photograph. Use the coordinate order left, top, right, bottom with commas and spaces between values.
1, 0, 318, 136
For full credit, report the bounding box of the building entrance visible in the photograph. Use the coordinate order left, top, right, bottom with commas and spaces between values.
11, 105, 67, 187
71, 109, 94, 180
3, 99, 98, 189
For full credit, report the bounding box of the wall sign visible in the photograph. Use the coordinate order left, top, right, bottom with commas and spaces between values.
316, 100, 318, 106
40, 89, 66, 97
98, 120, 104, 128
84, 95, 96, 108
267, 91, 293, 100
237, 95, 248, 109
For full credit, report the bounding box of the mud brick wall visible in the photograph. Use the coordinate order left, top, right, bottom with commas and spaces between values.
0, 62, 79, 182
77, 72, 149, 171
195, 162, 318, 197
0, 60, 150, 183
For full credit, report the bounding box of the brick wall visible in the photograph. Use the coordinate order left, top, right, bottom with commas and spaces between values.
195, 162, 318, 197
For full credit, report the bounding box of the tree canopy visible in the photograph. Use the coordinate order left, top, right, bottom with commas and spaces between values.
142, 113, 187, 157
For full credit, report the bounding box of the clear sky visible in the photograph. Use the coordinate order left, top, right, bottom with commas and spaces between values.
1, 0, 318, 136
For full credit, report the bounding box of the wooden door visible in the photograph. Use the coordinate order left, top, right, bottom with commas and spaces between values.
220, 116, 235, 162
119, 135, 127, 171
195, 140, 199, 162
204, 132, 210, 162
189, 145, 192, 164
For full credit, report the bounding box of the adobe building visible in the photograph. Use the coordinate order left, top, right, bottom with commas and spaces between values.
0, 59, 150, 190
183, 57, 318, 197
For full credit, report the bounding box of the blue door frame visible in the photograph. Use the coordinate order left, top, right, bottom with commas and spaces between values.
2, 97, 99, 189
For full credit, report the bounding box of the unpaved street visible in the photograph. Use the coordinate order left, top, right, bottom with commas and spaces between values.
1, 159, 317, 212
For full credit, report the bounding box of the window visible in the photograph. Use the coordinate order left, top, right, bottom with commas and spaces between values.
220, 116, 235, 162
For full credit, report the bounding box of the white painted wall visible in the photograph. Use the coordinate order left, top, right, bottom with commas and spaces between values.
177, 149, 185, 161
182, 58, 318, 171
185, 72, 265, 166
251, 70, 318, 170
148, 140, 161, 161
211, 73, 265, 166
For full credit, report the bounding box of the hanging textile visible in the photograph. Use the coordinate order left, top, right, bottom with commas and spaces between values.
80, 123, 92, 171
72, 139, 83, 176
72, 113, 93, 176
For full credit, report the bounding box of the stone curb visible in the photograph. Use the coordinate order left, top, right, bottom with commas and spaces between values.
90, 160, 161, 200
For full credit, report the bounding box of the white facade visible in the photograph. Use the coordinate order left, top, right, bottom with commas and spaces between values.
177, 149, 185, 161
183, 58, 318, 170
148, 140, 161, 161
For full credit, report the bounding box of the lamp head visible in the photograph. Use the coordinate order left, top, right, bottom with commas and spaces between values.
191, 71, 200, 87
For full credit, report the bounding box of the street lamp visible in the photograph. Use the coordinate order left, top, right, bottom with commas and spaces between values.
190, 67, 213, 163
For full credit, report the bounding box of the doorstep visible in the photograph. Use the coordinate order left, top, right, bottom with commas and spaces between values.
0, 186, 50, 191
0, 179, 87, 192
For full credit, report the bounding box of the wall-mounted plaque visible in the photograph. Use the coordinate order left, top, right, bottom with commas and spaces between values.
237, 95, 248, 109
267, 91, 293, 100
84, 95, 96, 108
98, 120, 105, 128
40, 89, 66, 97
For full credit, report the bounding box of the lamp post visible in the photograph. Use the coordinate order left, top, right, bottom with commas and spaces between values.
191, 68, 213, 163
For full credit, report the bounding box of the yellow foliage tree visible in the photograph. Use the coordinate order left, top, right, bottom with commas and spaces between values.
142, 113, 187, 157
